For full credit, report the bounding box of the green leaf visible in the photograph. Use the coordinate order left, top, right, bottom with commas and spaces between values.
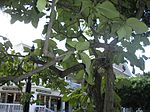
76, 41, 90, 51
63, 51, 73, 62
116, 78, 131, 89
97, 1, 119, 18
75, 70, 84, 80
4, 41, 12, 49
117, 24, 132, 38
81, 0, 92, 10
23, 47, 30, 53
62, 94, 70, 102
48, 39, 57, 48
10, 17, 17, 24
81, 0, 92, 17
31, 18, 39, 28
127, 18, 148, 34
80, 52, 91, 69
85, 72, 94, 85
67, 41, 77, 48
139, 57, 145, 71
36, 0, 46, 12
80, 52, 94, 85
33, 39, 44, 48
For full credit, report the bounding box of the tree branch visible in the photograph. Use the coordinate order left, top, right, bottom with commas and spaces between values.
43, 0, 56, 58
31, 57, 109, 78
136, 0, 147, 19
0, 54, 64, 83
91, 42, 117, 52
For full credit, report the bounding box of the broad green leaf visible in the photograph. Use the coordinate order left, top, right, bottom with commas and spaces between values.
139, 57, 145, 71
127, 18, 148, 34
75, 70, 84, 80
117, 24, 132, 38
76, 41, 90, 51
33, 39, 44, 48
56, 49, 65, 55
80, 52, 94, 85
67, 41, 77, 48
36, 0, 46, 12
31, 18, 39, 28
4, 41, 12, 49
63, 51, 73, 62
48, 39, 57, 48
80, 52, 91, 69
97, 1, 119, 18
82, 0, 92, 10
10, 16, 17, 24
23, 47, 30, 52
111, 22, 121, 35
123, 51, 144, 71
81, 0, 92, 17
85, 72, 94, 85
33, 39, 42, 43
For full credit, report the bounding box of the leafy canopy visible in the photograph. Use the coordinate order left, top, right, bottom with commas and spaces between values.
0, 0, 150, 111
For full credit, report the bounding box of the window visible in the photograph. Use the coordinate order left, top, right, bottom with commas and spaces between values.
37, 94, 45, 105
15, 93, 21, 103
0, 93, 6, 103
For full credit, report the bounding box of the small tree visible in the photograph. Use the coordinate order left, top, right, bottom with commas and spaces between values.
0, 0, 150, 112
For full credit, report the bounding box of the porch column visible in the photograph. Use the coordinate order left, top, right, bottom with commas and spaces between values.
0, 93, 1, 102
13, 93, 16, 103
5, 93, 8, 103
44, 95, 46, 106
61, 102, 65, 112
49, 97, 51, 108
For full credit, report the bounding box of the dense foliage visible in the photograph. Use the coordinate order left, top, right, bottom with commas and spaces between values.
115, 77, 150, 111
0, 0, 150, 112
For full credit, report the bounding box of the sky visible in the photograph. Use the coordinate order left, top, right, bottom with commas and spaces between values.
0, 11, 150, 74
0, 11, 44, 46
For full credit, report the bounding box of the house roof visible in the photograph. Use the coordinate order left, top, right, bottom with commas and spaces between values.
113, 63, 134, 77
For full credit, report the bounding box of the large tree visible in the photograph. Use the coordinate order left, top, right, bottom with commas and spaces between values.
0, 0, 150, 112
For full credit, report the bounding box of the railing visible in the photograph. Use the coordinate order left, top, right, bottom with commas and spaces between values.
34, 105, 54, 112
0, 103, 23, 112
45, 108, 54, 112
0, 103, 54, 112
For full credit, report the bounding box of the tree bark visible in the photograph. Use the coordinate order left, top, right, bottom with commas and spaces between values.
103, 64, 115, 112
88, 70, 103, 112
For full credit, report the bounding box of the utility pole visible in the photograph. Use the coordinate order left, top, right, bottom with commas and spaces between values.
23, 76, 31, 112
23, 45, 34, 112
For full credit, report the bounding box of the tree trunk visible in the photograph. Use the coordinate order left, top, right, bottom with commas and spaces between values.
103, 64, 115, 112
89, 70, 103, 112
